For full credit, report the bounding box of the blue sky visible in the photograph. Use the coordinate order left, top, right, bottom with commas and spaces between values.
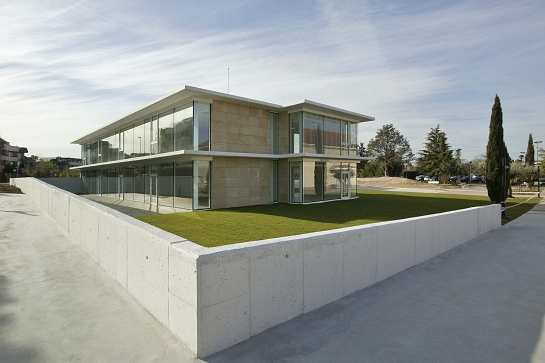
1, 0, 544, 161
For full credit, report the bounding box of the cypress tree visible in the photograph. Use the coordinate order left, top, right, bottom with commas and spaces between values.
525, 133, 535, 165
486, 95, 510, 203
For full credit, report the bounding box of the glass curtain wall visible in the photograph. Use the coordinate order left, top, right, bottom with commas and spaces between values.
159, 110, 174, 154
290, 112, 303, 153
302, 113, 323, 153
123, 166, 135, 201
123, 126, 133, 159
150, 116, 158, 155
349, 123, 357, 156
341, 121, 349, 155
193, 161, 210, 209
324, 117, 341, 155
174, 161, 192, 209
325, 162, 342, 200
194, 102, 210, 151
174, 103, 193, 151
302, 161, 324, 203
134, 165, 146, 203
270, 160, 278, 203
158, 163, 174, 207
290, 161, 302, 203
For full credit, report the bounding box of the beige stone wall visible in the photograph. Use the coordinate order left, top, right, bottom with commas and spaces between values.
211, 101, 271, 154
277, 159, 289, 203
278, 111, 289, 154
210, 157, 271, 209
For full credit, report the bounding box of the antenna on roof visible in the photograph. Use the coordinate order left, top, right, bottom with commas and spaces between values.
228, 68, 230, 94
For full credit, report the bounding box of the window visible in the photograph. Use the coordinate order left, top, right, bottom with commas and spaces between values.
174, 103, 193, 151
194, 102, 210, 151
193, 160, 210, 209
290, 162, 302, 203
158, 111, 173, 154
324, 117, 341, 155
303, 161, 324, 203
290, 112, 302, 153
303, 113, 323, 153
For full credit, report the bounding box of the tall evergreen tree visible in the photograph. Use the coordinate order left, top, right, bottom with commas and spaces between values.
416, 124, 453, 178
367, 124, 413, 177
525, 133, 535, 165
486, 95, 510, 203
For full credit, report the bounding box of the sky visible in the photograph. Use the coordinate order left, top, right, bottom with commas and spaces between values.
1, 0, 544, 161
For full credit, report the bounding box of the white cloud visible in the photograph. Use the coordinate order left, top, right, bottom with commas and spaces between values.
0, 0, 543, 161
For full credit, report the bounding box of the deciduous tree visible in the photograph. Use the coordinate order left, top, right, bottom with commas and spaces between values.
367, 124, 413, 177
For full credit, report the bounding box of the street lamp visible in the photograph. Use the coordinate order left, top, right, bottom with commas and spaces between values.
536, 140, 542, 197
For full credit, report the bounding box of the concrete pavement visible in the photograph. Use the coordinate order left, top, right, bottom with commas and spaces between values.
1, 192, 544, 362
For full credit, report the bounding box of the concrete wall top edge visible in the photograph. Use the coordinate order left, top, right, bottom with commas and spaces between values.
197, 204, 500, 257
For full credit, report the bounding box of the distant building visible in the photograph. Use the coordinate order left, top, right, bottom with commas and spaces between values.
51, 156, 83, 170
0, 137, 28, 170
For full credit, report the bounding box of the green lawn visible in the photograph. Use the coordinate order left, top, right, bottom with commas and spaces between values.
136, 191, 541, 247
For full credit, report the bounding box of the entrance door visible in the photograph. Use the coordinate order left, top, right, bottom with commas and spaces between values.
341, 171, 350, 199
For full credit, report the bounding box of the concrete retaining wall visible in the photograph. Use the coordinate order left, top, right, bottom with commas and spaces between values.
11, 177, 501, 358
38, 177, 85, 194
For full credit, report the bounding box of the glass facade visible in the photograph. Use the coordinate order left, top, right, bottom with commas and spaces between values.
82, 160, 210, 210
82, 101, 210, 166
288, 111, 357, 156
289, 161, 357, 203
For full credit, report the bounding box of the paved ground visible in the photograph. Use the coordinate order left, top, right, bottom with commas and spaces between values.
1, 193, 544, 362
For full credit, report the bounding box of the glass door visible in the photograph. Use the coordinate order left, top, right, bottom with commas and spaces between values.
341, 171, 350, 199
150, 174, 157, 206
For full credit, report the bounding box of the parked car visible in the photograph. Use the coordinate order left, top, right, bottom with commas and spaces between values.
471, 174, 483, 183
460, 175, 470, 183
428, 176, 438, 182
449, 175, 460, 182
481, 176, 486, 183
424, 176, 430, 182
415, 175, 425, 182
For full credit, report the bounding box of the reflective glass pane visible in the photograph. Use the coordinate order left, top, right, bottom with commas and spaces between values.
290, 162, 302, 203
303, 161, 323, 203
134, 165, 146, 203
174, 103, 193, 151
158, 162, 174, 207
109, 134, 117, 161
174, 161, 192, 209
349, 123, 357, 156
101, 137, 109, 162
123, 166, 135, 201
158, 110, 174, 154
303, 113, 323, 153
341, 121, 349, 155
324, 117, 341, 155
324, 162, 341, 200
194, 161, 210, 209
195, 102, 210, 151
150, 116, 158, 155
290, 112, 302, 153
133, 119, 148, 157
270, 160, 278, 203
123, 126, 133, 159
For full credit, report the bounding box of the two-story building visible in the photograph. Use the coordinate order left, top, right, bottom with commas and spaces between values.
72, 86, 374, 211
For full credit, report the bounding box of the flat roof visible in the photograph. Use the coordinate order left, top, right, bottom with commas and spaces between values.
72, 86, 375, 145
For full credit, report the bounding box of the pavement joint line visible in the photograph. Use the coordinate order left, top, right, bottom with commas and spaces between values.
0, 273, 83, 291
371, 286, 543, 337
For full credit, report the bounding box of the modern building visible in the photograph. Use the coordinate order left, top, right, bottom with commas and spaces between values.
72, 86, 374, 211
51, 156, 83, 170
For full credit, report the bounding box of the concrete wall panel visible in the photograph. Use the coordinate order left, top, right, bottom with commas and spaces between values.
198, 251, 250, 309
343, 226, 377, 296
127, 228, 170, 327
249, 242, 304, 335
303, 234, 344, 313
169, 293, 198, 354
415, 216, 433, 265
479, 204, 494, 234
169, 243, 198, 308
80, 202, 99, 262
393, 220, 416, 274
98, 212, 118, 279
376, 223, 395, 281
199, 294, 250, 358
68, 196, 82, 245
39, 177, 84, 194
116, 219, 129, 289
